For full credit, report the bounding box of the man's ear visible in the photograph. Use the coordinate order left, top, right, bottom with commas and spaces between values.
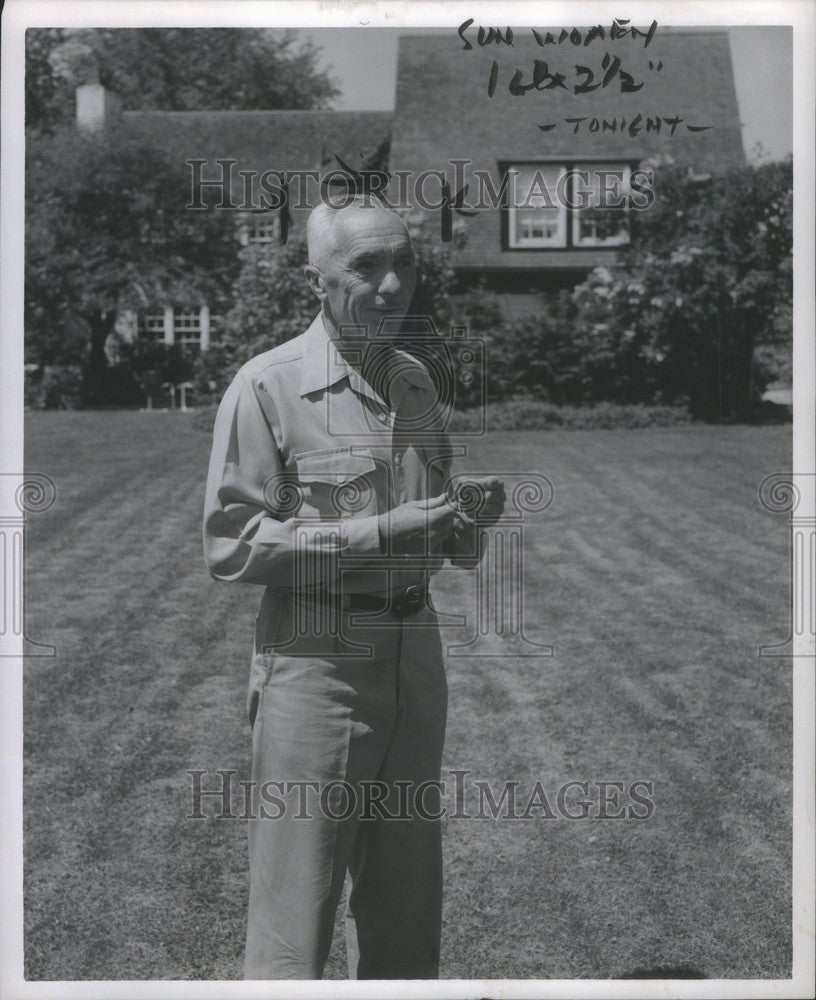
303, 264, 326, 302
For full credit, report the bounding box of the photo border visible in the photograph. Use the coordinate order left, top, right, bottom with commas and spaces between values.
2, 2, 813, 997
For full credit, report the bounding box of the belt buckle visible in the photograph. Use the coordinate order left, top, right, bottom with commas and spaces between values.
393, 582, 426, 618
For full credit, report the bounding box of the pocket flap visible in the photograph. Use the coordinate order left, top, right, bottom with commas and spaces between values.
294, 447, 377, 485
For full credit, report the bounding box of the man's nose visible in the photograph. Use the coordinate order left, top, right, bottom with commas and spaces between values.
377, 267, 402, 297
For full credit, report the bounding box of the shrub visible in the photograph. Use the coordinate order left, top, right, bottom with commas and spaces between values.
447, 400, 694, 432
753, 342, 792, 389
610, 160, 792, 420
480, 160, 792, 421
193, 400, 694, 435
24, 364, 84, 410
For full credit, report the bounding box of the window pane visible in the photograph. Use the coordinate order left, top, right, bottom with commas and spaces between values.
143, 315, 165, 340
572, 164, 631, 247
250, 214, 277, 243
175, 314, 201, 353
509, 165, 566, 248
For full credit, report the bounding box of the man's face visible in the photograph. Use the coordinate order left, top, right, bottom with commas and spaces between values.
311, 205, 417, 339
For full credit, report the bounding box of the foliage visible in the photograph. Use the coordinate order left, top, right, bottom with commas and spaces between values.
753, 342, 792, 389
614, 159, 793, 420
447, 400, 695, 432
26, 28, 339, 132
482, 160, 792, 421
192, 231, 314, 395
118, 338, 195, 405
400, 212, 465, 329
25, 122, 240, 404
25, 26, 341, 406
24, 364, 84, 410
25, 28, 69, 130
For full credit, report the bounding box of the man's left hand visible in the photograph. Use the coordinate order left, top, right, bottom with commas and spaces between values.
451, 476, 506, 527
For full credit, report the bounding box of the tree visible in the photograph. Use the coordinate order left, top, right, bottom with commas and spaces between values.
25, 122, 240, 403
25, 28, 69, 131
27, 28, 339, 132
24, 27, 341, 404
473, 160, 792, 418
193, 231, 316, 396
495, 160, 793, 419
617, 159, 793, 420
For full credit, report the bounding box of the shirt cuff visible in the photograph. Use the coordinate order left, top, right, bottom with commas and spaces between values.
341, 515, 382, 557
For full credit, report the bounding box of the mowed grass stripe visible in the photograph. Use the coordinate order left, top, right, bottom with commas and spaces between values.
23, 414, 791, 980
431, 426, 791, 978
25, 413, 251, 978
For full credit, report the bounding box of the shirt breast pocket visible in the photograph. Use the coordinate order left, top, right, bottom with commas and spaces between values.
293, 446, 380, 521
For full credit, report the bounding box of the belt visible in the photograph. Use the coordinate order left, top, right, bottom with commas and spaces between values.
347, 582, 430, 618
293, 581, 432, 618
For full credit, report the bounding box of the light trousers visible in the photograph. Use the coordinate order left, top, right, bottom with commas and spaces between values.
244, 590, 448, 979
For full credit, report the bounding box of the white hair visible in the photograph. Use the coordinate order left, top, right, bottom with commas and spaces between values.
306, 195, 408, 271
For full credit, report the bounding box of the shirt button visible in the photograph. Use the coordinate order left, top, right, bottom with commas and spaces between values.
336, 474, 347, 483
394, 453, 401, 466
377, 412, 387, 423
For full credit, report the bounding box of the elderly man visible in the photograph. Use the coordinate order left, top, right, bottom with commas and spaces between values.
203, 196, 504, 980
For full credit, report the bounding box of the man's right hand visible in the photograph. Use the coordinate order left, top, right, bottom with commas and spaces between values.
378, 493, 457, 555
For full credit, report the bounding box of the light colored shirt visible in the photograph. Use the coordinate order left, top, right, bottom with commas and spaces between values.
203, 313, 481, 596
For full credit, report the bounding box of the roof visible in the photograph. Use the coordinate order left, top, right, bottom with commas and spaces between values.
121, 108, 392, 233
389, 29, 745, 270
116, 30, 745, 274
122, 108, 393, 175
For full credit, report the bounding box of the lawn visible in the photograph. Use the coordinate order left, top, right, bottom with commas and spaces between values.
23, 411, 792, 980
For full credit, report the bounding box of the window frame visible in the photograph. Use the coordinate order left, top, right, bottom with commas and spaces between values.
500, 158, 638, 252
174, 312, 203, 353
571, 162, 632, 248
140, 310, 220, 354
141, 314, 166, 342
507, 163, 568, 249
238, 212, 279, 246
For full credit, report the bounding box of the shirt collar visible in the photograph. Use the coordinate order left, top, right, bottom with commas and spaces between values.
299, 313, 434, 405
299, 314, 350, 396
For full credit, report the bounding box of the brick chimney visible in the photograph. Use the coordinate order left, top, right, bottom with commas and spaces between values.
75, 60, 121, 131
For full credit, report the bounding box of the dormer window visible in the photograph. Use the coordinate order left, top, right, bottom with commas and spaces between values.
508, 164, 567, 248
505, 161, 632, 250
572, 163, 631, 247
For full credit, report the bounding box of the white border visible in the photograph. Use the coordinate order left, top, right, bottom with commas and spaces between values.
1, 3, 813, 999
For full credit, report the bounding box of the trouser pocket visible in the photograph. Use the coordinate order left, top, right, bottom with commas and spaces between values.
247, 651, 276, 730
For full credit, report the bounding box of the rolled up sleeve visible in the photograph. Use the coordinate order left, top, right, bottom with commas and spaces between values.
202, 373, 380, 589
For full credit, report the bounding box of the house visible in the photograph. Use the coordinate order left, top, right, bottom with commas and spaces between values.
391, 29, 744, 312
92, 105, 393, 353
75, 27, 744, 351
